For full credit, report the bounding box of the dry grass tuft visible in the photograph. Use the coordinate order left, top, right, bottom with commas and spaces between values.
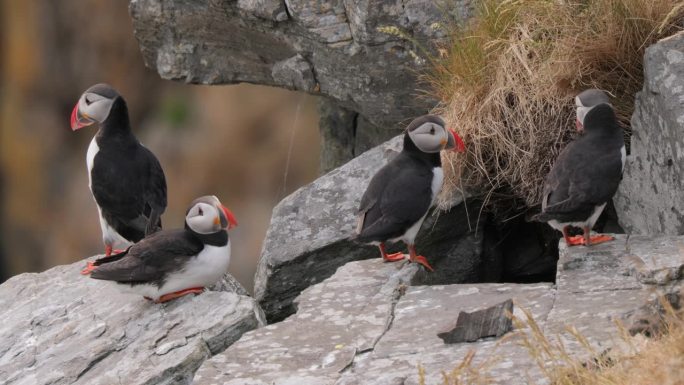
513, 299, 684, 385
422, 300, 683, 385
429, 0, 683, 211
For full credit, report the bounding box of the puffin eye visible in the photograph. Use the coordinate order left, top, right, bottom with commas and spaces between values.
85, 96, 92, 105
429, 127, 435, 135
198, 207, 203, 216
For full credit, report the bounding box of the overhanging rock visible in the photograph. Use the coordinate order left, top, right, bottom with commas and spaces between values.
0, 259, 264, 385
128, 0, 473, 129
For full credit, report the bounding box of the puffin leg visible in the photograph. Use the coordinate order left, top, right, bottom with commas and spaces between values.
563, 226, 585, 247
378, 243, 405, 262
408, 244, 434, 272
155, 287, 205, 303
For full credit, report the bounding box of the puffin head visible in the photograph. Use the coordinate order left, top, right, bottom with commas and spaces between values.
575, 89, 611, 133
70, 83, 120, 131
185, 195, 238, 234
406, 115, 465, 153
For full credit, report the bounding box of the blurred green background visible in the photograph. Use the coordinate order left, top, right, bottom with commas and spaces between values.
0, 0, 321, 291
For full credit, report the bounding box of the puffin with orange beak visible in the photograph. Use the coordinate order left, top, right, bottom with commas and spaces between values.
533, 89, 624, 246
352, 115, 465, 271
87, 195, 238, 303
71, 83, 167, 262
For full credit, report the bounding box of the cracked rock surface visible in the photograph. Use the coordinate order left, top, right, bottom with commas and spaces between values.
196, 234, 683, 384
0, 259, 264, 385
615, 31, 684, 234
128, 0, 473, 129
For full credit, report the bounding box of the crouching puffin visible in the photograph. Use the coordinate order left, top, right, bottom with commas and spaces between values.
352, 115, 465, 271
71, 84, 167, 260
86, 195, 238, 303
533, 89, 624, 246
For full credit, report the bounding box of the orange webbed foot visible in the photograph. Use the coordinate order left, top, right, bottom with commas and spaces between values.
587, 234, 614, 245
565, 235, 586, 246
80, 261, 96, 275
383, 252, 406, 262
155, 287, 205, 303
411, 255, 434, 272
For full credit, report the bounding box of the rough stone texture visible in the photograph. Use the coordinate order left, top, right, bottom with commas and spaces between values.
0, 258, 264, 385
437, 299, 513, 343
128, 0, 472, 130
615, 31, 684, 234
318, 99, 403, 173
195, 235, 683, 384
254, 135, 485, 322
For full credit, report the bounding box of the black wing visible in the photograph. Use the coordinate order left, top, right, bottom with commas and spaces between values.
355, 154, 433, 242
91, 144, 167, 241
537, 138, 622, 222
141, 146, 167, 235
90, 229, 203, 285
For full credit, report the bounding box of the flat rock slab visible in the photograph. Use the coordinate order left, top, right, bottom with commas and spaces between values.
0, 259, 264, 385
196, 234, 684, 385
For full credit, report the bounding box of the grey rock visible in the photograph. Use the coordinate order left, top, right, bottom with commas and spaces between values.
0, 259, 264, 385
189, 235, 683, 384
195, 259, 553, 385
254, 134, 483, 322
271, 54, 317, 92
318, 98, 357, 173
237, 0, 288, 21
437, 299, 513, 343
615, 31, 684, 234
318, 100, 402, 174
128, 0, 470, 129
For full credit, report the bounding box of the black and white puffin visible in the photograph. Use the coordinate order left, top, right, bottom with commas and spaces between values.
71, 83, 167, 258
533, 89, 625, 246
86, 195, 238, 303
352, 115, 465, 271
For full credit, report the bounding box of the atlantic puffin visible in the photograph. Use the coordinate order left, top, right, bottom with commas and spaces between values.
353, 115, 465, 271
533, 89, 624, 246
86, 195, 238, 303
71, 83, 167, 257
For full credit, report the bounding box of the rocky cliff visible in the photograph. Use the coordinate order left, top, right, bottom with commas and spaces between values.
2, 235, 680, 384
615, 31, 684, 234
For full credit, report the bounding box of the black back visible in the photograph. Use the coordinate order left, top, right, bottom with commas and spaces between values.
90, 227, 228, 287
354, 133, 441, 243
536, 104, 624, 222
91, 96, 167, 242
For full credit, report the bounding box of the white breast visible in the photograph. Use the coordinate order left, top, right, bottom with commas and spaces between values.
157, 242, 232, 299
620, 145, 626, 172
86, 136, 99, 189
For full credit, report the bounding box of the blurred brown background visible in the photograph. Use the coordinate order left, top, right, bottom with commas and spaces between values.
0, 0, 321, 291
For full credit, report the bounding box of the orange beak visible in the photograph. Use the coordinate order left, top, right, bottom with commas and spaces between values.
449, 128, 466, 153
70, 103, 94, 131
221, 205, 238, 229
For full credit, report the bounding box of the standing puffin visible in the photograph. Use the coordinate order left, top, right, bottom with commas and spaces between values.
352, 115, 465, 271
71, 83, 167, 258
533, 89, 624, 246
87, 195, 238, 303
